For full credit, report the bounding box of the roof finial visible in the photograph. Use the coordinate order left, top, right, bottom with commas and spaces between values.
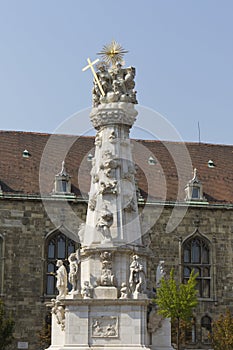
192, 168, 198, 181
57, 160, 68, 177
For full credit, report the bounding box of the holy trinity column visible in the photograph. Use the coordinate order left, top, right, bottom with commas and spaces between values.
80, 41, 147, 295
82, 41, 139, 247
46, 41, 174, 350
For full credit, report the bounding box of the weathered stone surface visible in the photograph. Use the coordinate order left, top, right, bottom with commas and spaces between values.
1, 192, 233, 350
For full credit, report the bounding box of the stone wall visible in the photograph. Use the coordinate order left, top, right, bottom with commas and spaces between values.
0, 197, 232, 349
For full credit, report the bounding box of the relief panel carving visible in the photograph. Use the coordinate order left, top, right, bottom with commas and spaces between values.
91, 316, 118, 338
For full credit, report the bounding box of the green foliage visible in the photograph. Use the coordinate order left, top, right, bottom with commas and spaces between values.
212, 309, 233, 350
0, 299, 15, 350
156, 268, 198, 321
155, 268, 198, 350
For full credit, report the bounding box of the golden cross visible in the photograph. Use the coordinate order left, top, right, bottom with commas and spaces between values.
82, 58, 105, 96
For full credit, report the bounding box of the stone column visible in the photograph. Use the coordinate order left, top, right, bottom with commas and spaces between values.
83, 101, 140, 247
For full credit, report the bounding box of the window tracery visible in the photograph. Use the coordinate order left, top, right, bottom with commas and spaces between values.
183, 234, 211, 298
45, 230, 77, 296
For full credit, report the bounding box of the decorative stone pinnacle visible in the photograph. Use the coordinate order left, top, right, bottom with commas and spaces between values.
57, 161, 69, 177
192, 168, 199, 182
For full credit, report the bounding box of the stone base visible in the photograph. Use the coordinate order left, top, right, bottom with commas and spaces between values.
46, 299, 151, 350
66, 292, 82, 299
46, 299, 174, 350
133, 291, 148, 299
150, 318, 175, 350
94, 286, 118, 299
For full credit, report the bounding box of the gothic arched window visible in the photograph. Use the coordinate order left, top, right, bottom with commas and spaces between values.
183, 235, 211, 298
45, 231, 77, 296
201, 315, 212, 344
185, 317, 196, 344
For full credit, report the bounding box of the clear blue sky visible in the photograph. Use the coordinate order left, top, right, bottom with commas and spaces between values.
0, 0, 232, 145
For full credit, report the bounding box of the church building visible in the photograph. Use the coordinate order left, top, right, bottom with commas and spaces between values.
0, 129, 232, 349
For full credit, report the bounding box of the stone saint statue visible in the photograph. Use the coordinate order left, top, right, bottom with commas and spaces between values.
129, 255, 146, 294
156, 260, 165, 288
96, 206, 113, 242
56, 260, 68, 299
68, 251, 80, 294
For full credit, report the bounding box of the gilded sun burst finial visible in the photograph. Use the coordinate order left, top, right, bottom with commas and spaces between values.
97, 40, 128, 67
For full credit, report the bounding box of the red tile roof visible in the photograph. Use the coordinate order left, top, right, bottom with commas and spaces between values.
0, 131, 232, 204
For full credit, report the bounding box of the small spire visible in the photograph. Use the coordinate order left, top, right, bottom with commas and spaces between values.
53, 161, 72, 195
57, 161, 69, 177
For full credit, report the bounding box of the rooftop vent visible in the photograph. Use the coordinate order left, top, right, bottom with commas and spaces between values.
148, 156, 156, 165
22, 149, 31, 158
87, 153, 94, 162
208, 160, 215, 168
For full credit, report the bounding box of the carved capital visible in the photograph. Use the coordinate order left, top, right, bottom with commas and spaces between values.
90, 102, 138, 129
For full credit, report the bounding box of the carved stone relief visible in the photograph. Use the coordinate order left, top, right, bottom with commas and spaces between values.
92, 173, 99, 184
95, 131, 102, 147
81, 281, 93, 299
91, 316, 118, 337
100, 150, 119, 178
90, 163, 99, 184
96, 206, 113, 242
88, 195, 97, 211
90, 107, 137, 130
92, 62, 137, 107
98, 180, 117, 195
108, 129, 117, 143
97, 251, 115, 286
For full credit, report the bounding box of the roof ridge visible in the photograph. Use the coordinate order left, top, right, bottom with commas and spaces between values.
0, 130, 232, 147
